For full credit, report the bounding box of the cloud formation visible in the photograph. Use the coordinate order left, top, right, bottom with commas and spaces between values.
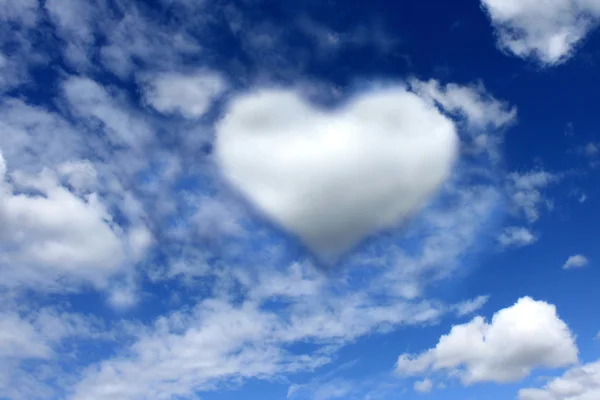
519, 359, 600, 400
498, 226, 538, 248
216, 86, 459, 259
142, 71, 227, 118
396, 297, 578, 384
563, 254, 589, 269
481, 0, 600, 65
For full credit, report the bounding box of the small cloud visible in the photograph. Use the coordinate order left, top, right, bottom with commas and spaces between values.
141, 70, 227, 119
107, 286, 139, 310
414, 378, 433, 393
563, 254, 589, 270
454, 295, 489, 317
498, 227, 537, 248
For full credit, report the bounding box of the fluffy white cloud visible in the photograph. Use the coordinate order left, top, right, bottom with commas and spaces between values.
519, 360, 600, 400
481, 0, 600, 65
563, 254, 589, 269
0, 150, 150, 291
216, 86, 459, 258
396, 297, 578, 384
142, 71, 227, 118
498, 226, 538, 248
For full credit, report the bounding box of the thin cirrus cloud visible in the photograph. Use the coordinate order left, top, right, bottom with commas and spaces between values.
481, 0, 600, 65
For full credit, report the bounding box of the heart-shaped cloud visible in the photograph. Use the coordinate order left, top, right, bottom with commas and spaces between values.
215, 87, 459, 259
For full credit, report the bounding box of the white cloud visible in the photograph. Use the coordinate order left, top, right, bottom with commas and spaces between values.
409, 79, 517, 131
481, 0, 600, 65
498, 226, 538, 248
396, 297, 578, 384
0, 150, 140, 291
142, 71, 227, 118
563, 254, 589, 269
69, 253, 486, 400
0, 99, 87, 172
414, 378, 433, 393
98, 8, 200, 79
519, 359, 600, 400
0, 313, 52, 360
454, 295, 489, 317
507, 170, 558, 222
0, 307, 108, 400
215, 86, 459, 259
57, 160, 98, 192
62, 77, 153, 148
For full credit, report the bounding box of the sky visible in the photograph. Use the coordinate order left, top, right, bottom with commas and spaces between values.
0, 0, 599, 399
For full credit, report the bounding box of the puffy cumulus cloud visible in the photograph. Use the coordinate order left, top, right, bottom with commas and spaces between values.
142, 71, 227, 118
215, 86, 459, 259
396, 297, 578, 384
0, 151, 128, 289
498, 226, 538, 248
519, 360, 600, 400
563, 254, 589, 269
481, 0, 600, 65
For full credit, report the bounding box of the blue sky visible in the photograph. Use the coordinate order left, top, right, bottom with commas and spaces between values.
1, 0, 599, 399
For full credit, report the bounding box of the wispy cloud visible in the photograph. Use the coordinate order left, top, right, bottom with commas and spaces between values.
563, 254, 589, 269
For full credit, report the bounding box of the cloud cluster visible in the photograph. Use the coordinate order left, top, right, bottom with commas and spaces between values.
396, 297, 578, 384
519, 360, 600, 400
0, 307, 110, 400
481, 0, 600, 65
0, 1, 564, 400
